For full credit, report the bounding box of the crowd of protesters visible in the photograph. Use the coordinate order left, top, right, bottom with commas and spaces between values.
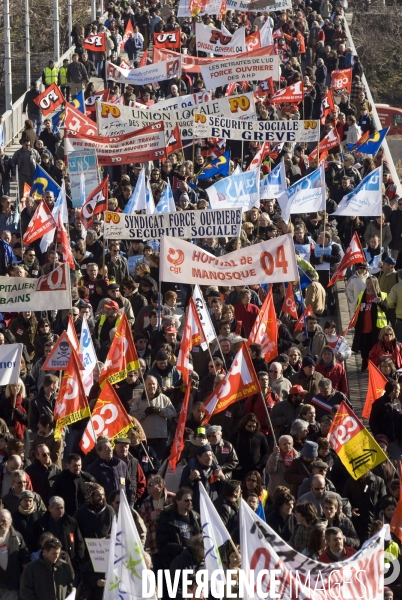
0, 0, 401, 599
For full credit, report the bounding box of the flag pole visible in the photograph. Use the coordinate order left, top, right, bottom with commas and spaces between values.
260, 390, 277, 447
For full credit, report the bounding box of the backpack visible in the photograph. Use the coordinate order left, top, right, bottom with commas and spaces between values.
291, 38, 301, 54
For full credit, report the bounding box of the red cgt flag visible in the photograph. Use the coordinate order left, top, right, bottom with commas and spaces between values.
282, 283, 298, 319
247, 142, 270, 171
56, 213, 75, 270
33, 83, 65, 116
176, 298, 206, 385
201, 343, 261, 420
99, 313, 141, 388
153, 31, 181, 49
23, 200, 57, 246
247, 288, 277, 363
83, 33, 106, 52
80, 380, 133, 454
169, 384, 191, 472
54, 349, 91, 440
361, 360, 388, 419
330, 68, 353, 97
328, 232, 366, 287
308, 128, 340, 164
80, 176, 109, 230
140, 48, 148, 67
294, 305, 314, 332
166, 123, 183, 156
270, 81, 304, 105
245, 31, 261, 52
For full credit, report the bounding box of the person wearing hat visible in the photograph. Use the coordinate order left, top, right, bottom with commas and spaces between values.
72, 482, 114, 543
148, 348, 182, 398
11, 490, 46, 552
94, 300, 121, 345
133, 292, 163, 334
270, 384, 308, 438
86, 439, 133, 504
179, 444, 225, 513
378, 256, 398, 306
130, 375, 177, 460
95, 283, 134, 325
181, 426, 209, 463
42, 59, 58, 88
206, 425, 239, 481
295, 315, 327, 360
290, 356, 324, 402
283, 440, 319, 498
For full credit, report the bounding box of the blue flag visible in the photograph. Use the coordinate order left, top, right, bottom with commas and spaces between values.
74, 91, 86, 114
260, 160, 287, 200
331, 166, 382, 217
298, 266, 312, 291
198, 150, 230, 180
156, 181, 176, 213
124, 169, 146, 214
347, 127, 389, 154
30, 165, 61, 200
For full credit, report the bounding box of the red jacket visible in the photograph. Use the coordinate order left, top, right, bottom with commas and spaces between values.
234, 302, 259, 338
318, 546, 356, 563
315, 362, 348, 396
368, 340, 402, 369
244, 390, 281, 435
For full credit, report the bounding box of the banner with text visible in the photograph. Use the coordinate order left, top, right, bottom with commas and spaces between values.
200, 53, 279, 88
193, 115, 320, 143
105, 57, 181, 86
178, 0, 224, 17
226, 0, 291, 10
160, 234, 298, 285
97, 92, 255, 138
196, 22, 246, 55
103, 208, 242, 240
64, 124, 166, 165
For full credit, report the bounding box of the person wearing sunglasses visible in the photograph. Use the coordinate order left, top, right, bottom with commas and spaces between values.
25, 443, 61, 505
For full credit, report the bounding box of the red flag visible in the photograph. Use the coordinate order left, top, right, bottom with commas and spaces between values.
80, 380, 133, 454
153, 31, 181, 49
272, 28, 283, 39
294, 305, 314, 332
201, 343, 260, 420
22, 182, 31, 198
83, 33, 106, 52
42, 330, 83, 371
342, 303, 360, 337
247, 288, 277, 363
390, 462, 402, 544
166, 123, 183, 156
255, 77, 275, 98
56, 213, 75, 270
33, 83, 65, 116
169, 384, 191, 472
282, 284, 298, 319
320, 90, 335, 124
23, 200, 57, 246
308, 128, 340, 164
361, 360, 388, 419
328, 232, 366, 287
121, 20, 134, 50
176, 298, 206, 385
99, 313, 140, 387
270, 81, 304, 105
80, 177, 109, 230
245, 31, 261, 52
189, 0, 210, 16
64, 104, 98, 136
85, 90, 109, 114
140, 48, 148, 67
54, 350, 91, 440
66, 315, 79, 351
247, 142, 270, 171
330, 68, 353, 97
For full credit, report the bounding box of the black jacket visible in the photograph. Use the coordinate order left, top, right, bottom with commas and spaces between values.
369, 393, 402, 443
265, 509, 295, 542
32, 512, 85, 565
12, 508, 46, 552
86, 456, 132, 503
0, 526, 30, 590
230, 430, 270, 476
73, 502, 114, 540
29, 388, 56, 432
343, 472, 387, 542
23, 89, 41, 115
25, 460, 61, 504
155, 505, 201, 567
212, 496, 239, 534
51, 469, 96, 516
20, 554, 73, 600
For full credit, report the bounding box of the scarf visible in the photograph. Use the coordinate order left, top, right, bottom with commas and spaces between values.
18, 504, 35, 516
280, 449, 295, 467
11, 395, 27, 439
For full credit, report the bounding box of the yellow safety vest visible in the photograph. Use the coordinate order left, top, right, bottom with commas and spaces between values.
44, 66, 59, 85
356, 290, 388, 330
59, 67, 68, 85
98, 314, 121, 341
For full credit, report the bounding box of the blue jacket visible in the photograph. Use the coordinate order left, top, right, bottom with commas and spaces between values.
0, 239, 14, 275
86, 456, 132, 503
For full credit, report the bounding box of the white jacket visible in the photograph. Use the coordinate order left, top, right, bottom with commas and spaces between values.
345, 271, 368, 309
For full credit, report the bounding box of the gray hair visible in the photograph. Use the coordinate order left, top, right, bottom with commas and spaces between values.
0, 509, 12, 524
49, 496, 65, 507
278, 435, 293, 445
10, 469, 25, 481
87, 230, 99, 241
318, 377, 332, 389
86, 262, 98, 269
290, 419, 308, 436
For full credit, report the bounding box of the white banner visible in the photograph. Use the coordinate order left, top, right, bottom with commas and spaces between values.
0, 264, 71, 312
193, 116, 320, 143
106, 57, 181, 86
260, 160, 287, 199
200, 53, 279, 89
206, 169, 260, 210
86, 538, 111, 573
196, 22, 246, 55
178, 0, 224, 17
103, 208, 243, 239
192, 285, 217, 348
226, 0, 291, 10
0, 344, 23, 386
160, 234, 298, 285
97, 92, 256, 138
277, 163, 326, 223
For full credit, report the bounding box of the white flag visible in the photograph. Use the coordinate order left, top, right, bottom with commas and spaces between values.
331, 165, 383, 217
105, 490, 155, 600
39, 180, 69, 252
277, 162, 326, 223
199, 482, 230, 580
192, 284, 216, 349
0, 344, 23, 386
124, 169, 146, 213
79, 315, 97, 394
145, 177, 155, 215
260, 160, 287, 200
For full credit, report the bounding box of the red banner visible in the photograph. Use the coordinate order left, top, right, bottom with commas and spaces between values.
166, 123, 183, 156
56, 213, 75, 270
23, 200, 56, 245
80, 177, 108, 230
245, 31, 261, 52
328, 231, 365, 287
270, 81, 304, 104
64, 103, 97, 136
362, 360, 388, 419
247, 288, 277, 363
308, 128, 340, 164
83, 33, 106, 52
176, 298, 206, 385
321, 90, 335, 124
120, 20, 134, 50
99, 313, 140, 387
169, 384, 191, 472
331, 68, 353, 97
33, 83, 65, 116
294, 305, 314, 332
64, 123, 166, 166
85, 90, 109, 114
153, 31, 181, 49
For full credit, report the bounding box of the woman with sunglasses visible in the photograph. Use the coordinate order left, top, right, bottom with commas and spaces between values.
368, 326, 402, 369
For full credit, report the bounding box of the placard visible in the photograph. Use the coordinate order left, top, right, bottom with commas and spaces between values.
85, 538, 111, 573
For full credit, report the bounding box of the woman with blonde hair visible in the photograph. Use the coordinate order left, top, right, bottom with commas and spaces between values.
3, 379, 28, 439
369, 326, 402, 369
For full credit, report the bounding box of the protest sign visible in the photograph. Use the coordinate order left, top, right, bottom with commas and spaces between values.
0, 264, 70, 312
178, 0, 224, 17
97, 92, 255, 138
64, 104, 98, 136
0, 344, 23, 386
193, 115, 320, 143
105, 58, 181, 86
196, 23, 246, 55
103, 208, 242, 240
200, 53, 279, 88
330, 68, 353, 97
226, 0, 291, 10
67, 150, 99, 208
160, 234, 298, 285
85, 539, 111, 573
64, 124, 166, 165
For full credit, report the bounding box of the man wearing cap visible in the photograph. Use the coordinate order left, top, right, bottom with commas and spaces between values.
270, 385, 307, 438
94, 301, 121, 345
290, 357, 323, 402
295, 315, 327, 359
86, 439, 132, 504
95, 283, 135, 325
148, 349, 182, 397
180, 445, 225, 512
387, 271, 402, 342
113, 438, 146, 502
205, 426, 239, 481
284, 440, 319, 498
11, 490, 46, 552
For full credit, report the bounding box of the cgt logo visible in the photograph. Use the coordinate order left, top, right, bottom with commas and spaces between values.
210, 30, 232, 46
167, 248, 184, 273
105, 211, 121, 224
